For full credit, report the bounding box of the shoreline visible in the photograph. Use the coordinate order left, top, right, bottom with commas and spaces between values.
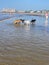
0, 12, 45, 16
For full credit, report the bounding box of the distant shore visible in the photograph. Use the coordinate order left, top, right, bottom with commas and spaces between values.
0, 12, 46, 16
16, 12, 45, 16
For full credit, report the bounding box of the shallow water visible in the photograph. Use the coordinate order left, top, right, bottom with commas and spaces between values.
0, 14, 49, 65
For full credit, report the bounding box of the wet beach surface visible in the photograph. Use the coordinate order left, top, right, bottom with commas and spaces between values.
0, 14, 49, 65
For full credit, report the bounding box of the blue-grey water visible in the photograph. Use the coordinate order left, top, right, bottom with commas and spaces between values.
0, 14, 49, 65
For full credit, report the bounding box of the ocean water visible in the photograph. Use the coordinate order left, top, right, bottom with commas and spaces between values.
0, 14, 49, 65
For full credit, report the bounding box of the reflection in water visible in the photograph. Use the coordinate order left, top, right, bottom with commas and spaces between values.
24, 25, 30, 30
45, 19, 48, 27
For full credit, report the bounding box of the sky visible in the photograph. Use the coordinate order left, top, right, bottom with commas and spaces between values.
0, 0, 49, 10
